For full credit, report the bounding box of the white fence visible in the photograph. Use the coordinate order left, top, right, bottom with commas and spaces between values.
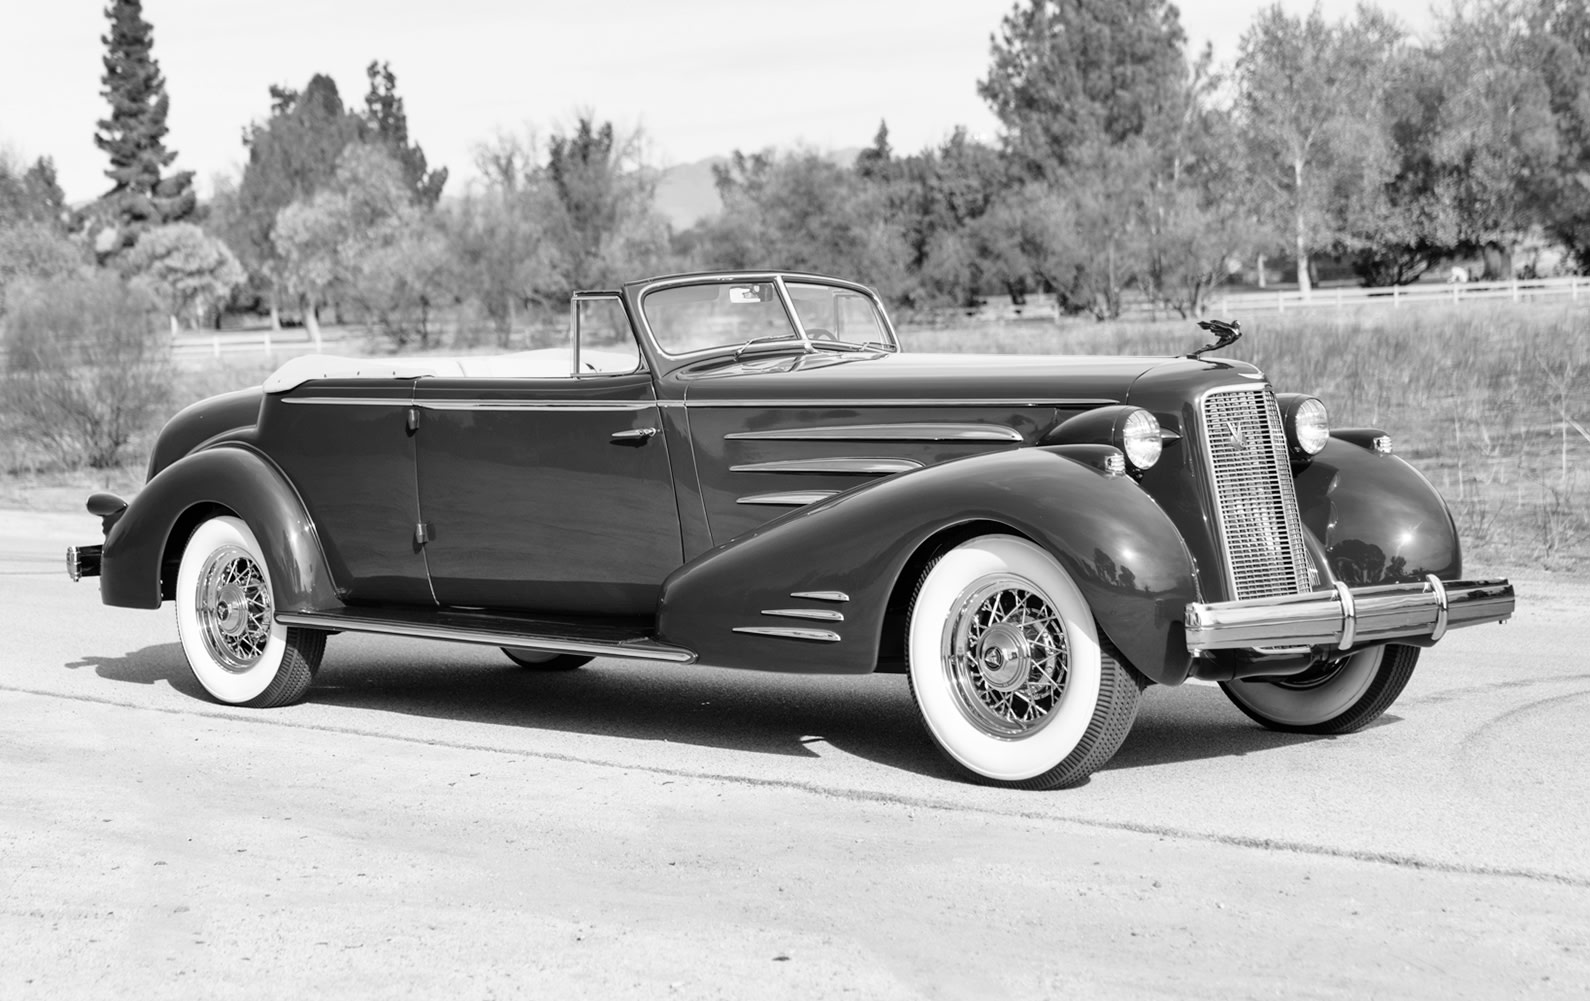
1211, 275, 1589, 315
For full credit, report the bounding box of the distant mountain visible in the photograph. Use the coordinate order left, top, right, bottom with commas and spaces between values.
653, 148, 863, 231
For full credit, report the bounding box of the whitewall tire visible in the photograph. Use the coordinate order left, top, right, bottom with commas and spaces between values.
1221, 644, 1419, 734
174, 515, 323, 707
906, 535, 1143, 789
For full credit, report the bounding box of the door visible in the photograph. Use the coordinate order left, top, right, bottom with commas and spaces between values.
412, 297, 682, 616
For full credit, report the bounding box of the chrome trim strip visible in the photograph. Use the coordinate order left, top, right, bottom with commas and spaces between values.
736, 490, 839, 506
66, 546, 81, 582
703, 399, 1111, 410
726, 423, 1023, 442
1334, 581, 1357, 650
791, 590, 849, 602
730, 457, 923, 475
273, 612, 697, 663
1426, 574, 1449, 642
1183, 578, 1513, 654
761, 608, 845, 622
281, 396, 413, 406
416, 400, 656, 412
731, 626, 842, 643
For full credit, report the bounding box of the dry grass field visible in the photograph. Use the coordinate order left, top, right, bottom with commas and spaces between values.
3, 301, 1585, 571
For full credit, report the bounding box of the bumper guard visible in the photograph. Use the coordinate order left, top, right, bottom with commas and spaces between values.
1184, 575, 1514, 654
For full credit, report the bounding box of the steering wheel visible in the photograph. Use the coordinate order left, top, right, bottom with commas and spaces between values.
806, 327, 838, 341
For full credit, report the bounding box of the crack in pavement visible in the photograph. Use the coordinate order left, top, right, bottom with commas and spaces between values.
6, 681, 1588, 890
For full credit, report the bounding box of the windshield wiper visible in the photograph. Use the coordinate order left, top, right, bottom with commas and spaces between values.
733, 333, 802, 362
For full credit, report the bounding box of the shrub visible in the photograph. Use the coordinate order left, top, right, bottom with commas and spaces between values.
1, 271, 174, 468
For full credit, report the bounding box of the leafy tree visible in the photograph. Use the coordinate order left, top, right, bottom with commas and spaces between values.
121, 223, 246, 331
92, 0, 194, 250
1429, 0, 1562, 277
1233, 4, 1402, 295
1532, 0, 1590, 268
0, 153, 67, 229
698, 149, 910, 300
273, 144, 411, 347
0, 224, 87, 314
361, 61, 448, 206
446, 132, 559, 343
980, 0, 1188, 177
544, 115, 670, 297
231, 74, 365, 326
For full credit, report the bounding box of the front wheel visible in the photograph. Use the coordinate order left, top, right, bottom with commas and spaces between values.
1220, 644, 1419, 734
906, 535, 1144, 789
175, 515, 324, 707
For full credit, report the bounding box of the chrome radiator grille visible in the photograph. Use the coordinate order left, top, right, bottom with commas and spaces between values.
1200, 387, 1312, 600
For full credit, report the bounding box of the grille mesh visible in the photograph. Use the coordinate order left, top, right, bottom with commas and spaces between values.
1201, 387, 1312, 600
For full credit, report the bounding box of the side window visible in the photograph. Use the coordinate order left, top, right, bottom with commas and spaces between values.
575, 296, 642, 374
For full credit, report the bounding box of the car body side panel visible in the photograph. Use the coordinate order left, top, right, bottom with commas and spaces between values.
1294, 436, 1462, 585
657, 447, 1198, 684
254, 381, 429, 605
99, 444, 339, 612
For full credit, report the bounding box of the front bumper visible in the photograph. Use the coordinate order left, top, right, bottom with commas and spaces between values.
1184, 576, 1514, 654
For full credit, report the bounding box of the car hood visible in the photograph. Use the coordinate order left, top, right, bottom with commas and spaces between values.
676, 350, 1259, 406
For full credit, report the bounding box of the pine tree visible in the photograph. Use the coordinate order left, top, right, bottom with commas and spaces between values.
93, 0, 193, 242
362, 61, 447, 206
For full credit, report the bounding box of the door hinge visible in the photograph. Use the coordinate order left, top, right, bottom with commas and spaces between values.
407, 407, 419, 432
414, 522, 432, 545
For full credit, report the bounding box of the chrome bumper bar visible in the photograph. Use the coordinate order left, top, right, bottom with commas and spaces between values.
1184, 576, 1514, 654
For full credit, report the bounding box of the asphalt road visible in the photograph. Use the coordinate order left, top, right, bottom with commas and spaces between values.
4, 508, 1587, 999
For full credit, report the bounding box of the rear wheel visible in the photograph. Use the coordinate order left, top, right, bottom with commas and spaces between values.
502, 648, 592, 671
906, 535, 1143, 789
175, 516, 323, 707
1220, 644, 1419, 734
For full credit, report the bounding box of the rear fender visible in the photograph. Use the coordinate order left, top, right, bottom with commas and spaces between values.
657, 447, 1199, 684
100, 444, 339, 611
1295, 434, 1461, 586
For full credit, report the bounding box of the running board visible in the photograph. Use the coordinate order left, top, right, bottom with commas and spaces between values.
275, 607, 697, 664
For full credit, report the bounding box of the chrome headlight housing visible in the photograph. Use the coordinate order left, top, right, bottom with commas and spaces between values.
1279, 395, 1330, 456
1120, 408, 1163, 470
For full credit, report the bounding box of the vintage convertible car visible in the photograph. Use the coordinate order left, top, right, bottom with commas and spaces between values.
67, 271, 1514, 788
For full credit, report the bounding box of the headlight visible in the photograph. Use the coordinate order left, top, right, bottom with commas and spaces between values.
1120, 409, 1162, 470
1281, 396, 1330, 456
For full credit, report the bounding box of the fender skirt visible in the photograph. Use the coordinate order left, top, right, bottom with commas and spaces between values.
99, 445, 339, 612
657, 447, 1199, 684
1294, 435, 1462, 587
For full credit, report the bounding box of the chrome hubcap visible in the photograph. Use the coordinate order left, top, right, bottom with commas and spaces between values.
942, 574, 1070, 738
197, 545, 272, 672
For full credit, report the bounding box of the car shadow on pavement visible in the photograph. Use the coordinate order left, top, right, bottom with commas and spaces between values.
306, 652, 966, 781
64, 643, 209, 701
62, 643, 1400, 784
1103, 684, 1401, 772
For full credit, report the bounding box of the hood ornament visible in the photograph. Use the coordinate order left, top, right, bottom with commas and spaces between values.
1189, 319, 1242, 359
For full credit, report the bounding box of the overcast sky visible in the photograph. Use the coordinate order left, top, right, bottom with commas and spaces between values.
1, 0, 1437, 204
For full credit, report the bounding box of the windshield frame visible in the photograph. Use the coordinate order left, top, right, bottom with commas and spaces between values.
632, 273, 901, 364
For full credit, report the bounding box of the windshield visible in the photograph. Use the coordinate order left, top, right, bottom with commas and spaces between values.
641, 281, 799, 356
640, 278, 896, 356
784, 282, 893, 349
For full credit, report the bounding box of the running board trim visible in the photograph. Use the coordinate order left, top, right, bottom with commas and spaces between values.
274, 610, 697, 663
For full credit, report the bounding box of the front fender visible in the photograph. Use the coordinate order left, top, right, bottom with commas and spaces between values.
657, 447, 1199, 684
1294, 435, 1461, 586
100, 444, 339, 612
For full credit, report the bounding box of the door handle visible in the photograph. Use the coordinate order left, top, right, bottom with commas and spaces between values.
610, 427, 658, 442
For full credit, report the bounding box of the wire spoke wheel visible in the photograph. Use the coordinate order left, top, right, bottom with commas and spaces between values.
943, 575, 1070, 738
196, 545, 274, 671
